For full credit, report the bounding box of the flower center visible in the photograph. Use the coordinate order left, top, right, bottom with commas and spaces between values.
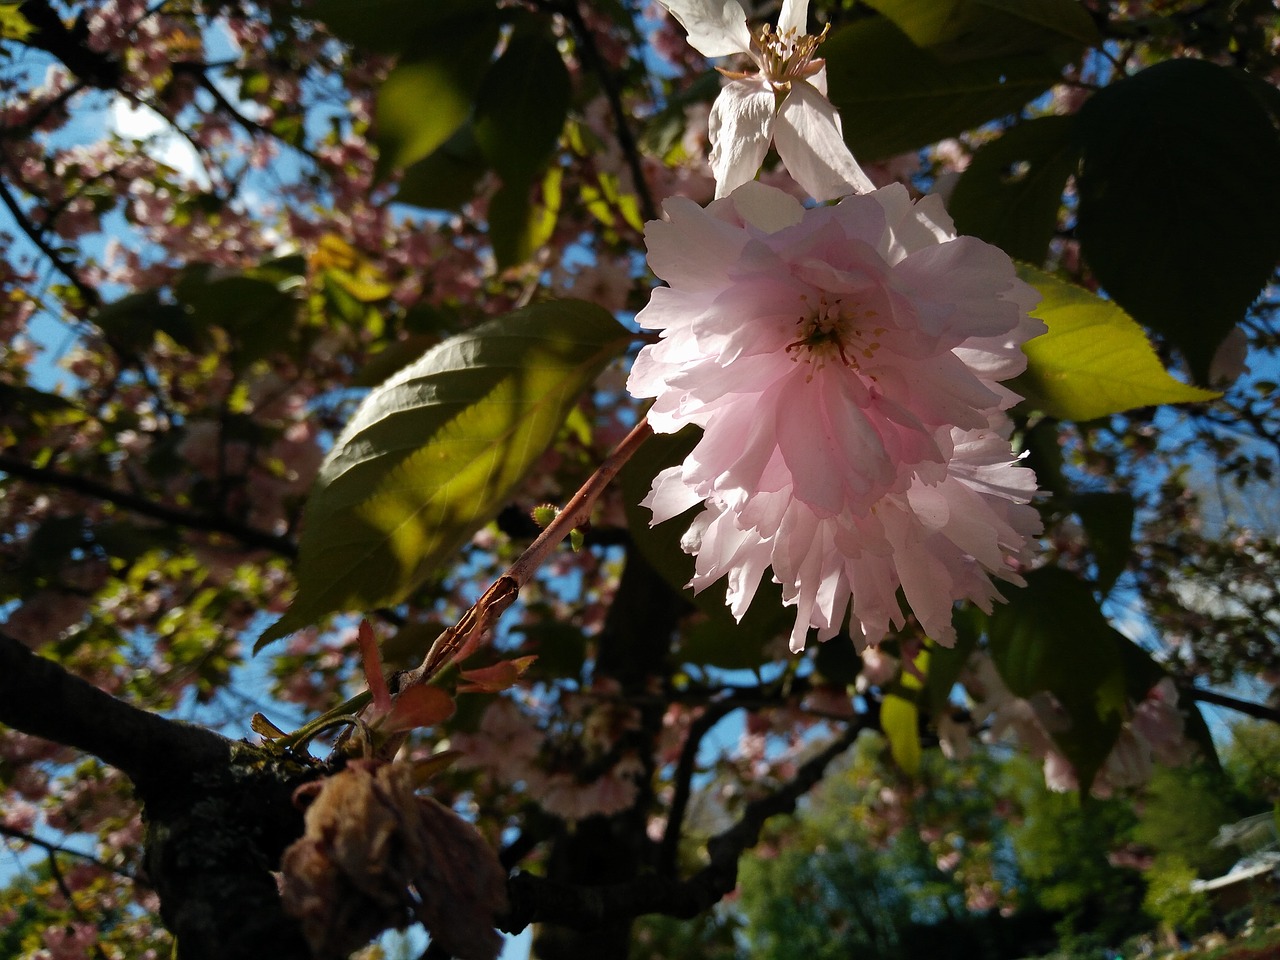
786, 293, 885, 374
751, 21, 829, 87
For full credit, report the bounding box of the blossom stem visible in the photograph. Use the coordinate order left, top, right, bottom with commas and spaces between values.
399, 417, 656, 689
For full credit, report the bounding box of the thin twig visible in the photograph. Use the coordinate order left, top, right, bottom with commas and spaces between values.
0, 824, 140, 882
0, 176, 100, 308
554, 0, 658, 223
0, 453, 298, 557
659, 700, 736, 876
397, 417, 654, 689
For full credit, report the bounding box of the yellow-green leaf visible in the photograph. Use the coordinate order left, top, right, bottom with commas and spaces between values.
881, 695, 922, 777
257, 300, 629, 648
0, 2, 34, 40
1014, 266, 1219, 420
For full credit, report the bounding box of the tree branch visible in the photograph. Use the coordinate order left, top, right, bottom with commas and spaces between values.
500, 721, 862, 934
0, 175, 101, 309
0, 630, 320, 959
1185, 685, 1280, 725
659, 700, 736, 877
0, 453, 298, 557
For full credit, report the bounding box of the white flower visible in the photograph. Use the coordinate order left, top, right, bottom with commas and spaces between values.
628, 181, 1044, 651
656, 0, 874, 200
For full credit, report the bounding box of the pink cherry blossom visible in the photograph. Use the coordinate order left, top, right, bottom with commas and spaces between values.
655, 0, 873, 200
628, 181, 1044, 651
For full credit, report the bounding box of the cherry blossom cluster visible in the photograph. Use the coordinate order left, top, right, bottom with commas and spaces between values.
632, 0, 1043, 652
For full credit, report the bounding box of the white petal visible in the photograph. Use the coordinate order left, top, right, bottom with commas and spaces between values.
658, 0, 752, 58
777, 0, 810, 38
774, 82, 875, 200
708, 80, 777, 199
728, 180, 805, 232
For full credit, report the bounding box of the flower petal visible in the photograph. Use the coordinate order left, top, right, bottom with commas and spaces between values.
774, 81, 875, 201
657, 0, 752, 59
708, 80, 777, 199
777, 0, 811, 39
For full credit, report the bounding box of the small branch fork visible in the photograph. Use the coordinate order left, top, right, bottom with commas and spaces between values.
500, 721, 864, 934
393, 417, 654, 691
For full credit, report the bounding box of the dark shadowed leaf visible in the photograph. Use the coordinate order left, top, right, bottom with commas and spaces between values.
949, 115, 1080, 263
473, 29, 571, 185
824, 16, 1068, 161
311, 0, 491, 53
489, 168, 562, 270
395, 124, 489, 212
1070, 491, 1134, 595
620, 427, 790, 669
865, 0, 1096, 62
1075, 58, 1280, 383
1013, 266, 1219, 420
257, 300, 628, 647
989, 568, 1127, 791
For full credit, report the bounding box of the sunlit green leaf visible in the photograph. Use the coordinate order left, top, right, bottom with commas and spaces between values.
1013, 266, 1219, 420
0, 2, 34, 40
881, 694, 922, 777
258, 300, 629, 647
1076, 58, 1280, 383
949, 115, 1080, 263
824, 16, 1068, 161
373, 14, 498, 177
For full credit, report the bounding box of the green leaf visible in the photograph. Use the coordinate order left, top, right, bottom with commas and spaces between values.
0, 2, 34, 40
1069, 491, 1134, 595
258, 301, 628, 647
864, 0, 1096, 62
473, 30, 571, 185
489, 167, 563, 270
881, 695, 922, 776
989, 568, 1127, 791
395, 124, 488, 212
824, 16, 1069, 161
1013, 265, 1220, 420
373, 14, 498, 177
949, 115, 1080, 263
1075, 58, 1280, 383
176, 271, 298, 368
311, 0, 491, 53
972, 0, 1098, 47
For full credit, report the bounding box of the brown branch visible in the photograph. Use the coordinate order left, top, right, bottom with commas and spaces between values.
1185, 685, 1280, 725
397, 418, 654, 689
0, 453, 298, 557
0, 175, 101, 309
500, 721, 862, 933
659, 699, 736, 876
548, 0, 658, 223
0, 630, 319, 959
0, 823, 142, 882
